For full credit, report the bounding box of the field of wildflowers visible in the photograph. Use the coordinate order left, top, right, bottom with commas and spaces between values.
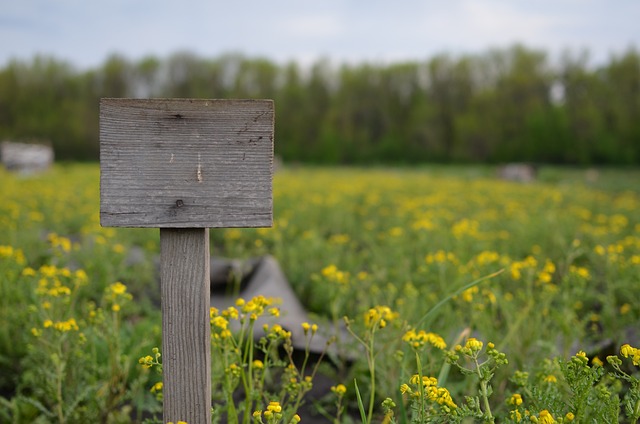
0, 164, 639, 423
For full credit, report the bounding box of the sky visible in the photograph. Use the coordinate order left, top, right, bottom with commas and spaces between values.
1, 0, 639, 70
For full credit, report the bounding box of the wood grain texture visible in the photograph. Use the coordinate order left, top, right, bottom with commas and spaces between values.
100, 98, 274, 228
161, 228, 211, 424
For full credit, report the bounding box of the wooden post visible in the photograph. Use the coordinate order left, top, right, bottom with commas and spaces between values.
161, 228, 211, 423
99, 98, 274, 423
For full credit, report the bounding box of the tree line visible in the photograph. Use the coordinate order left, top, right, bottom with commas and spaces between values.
0, 45, 638, 164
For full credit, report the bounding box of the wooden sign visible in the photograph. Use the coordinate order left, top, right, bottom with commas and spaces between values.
99, 98, 274, 424
100, 98, 274, 228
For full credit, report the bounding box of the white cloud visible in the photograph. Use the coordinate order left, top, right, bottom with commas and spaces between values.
0, 0, 637, 68
281, 14, 345, 39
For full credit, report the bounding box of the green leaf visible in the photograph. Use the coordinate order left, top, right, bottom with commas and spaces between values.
354, 379, 368, 424
416, 270, 504, 329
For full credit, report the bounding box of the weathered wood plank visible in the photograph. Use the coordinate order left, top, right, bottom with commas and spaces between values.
100, 98, 274, 228
161, 228, 211, 423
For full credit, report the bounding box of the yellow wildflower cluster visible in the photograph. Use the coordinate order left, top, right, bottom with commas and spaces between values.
401, 375, 457, 410
455, 337, 484, 356
530, 409, 556, 423
364, 305, 397, 329
320, 264, 350, 284
236, 295, 277, 320
209, 308, 232, 339
402, 329, 447, 350
452, 218, 480, 239
508, 393, 523, 406
43, 318, 79, 332
253, 400, 286, 422
507, 393, 525, 422
620, 344, 640, 366
473, 250, 502, 265
331, 384, 347, 395
425, 250, 458, 265
509, 256, 538, 280
263, 323, 292, 340
139, 347, 161, 370
139, 355, 154, 368
47, 232, 74, 253
536, 259, 556, 284
0, 244, 26, 264
301, 322, 318, 336
105, 281, 133, 312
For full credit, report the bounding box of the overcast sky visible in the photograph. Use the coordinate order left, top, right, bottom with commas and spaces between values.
1, 0, 639, 70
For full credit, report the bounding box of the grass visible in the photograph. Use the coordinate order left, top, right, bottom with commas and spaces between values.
0, 163, 638, 423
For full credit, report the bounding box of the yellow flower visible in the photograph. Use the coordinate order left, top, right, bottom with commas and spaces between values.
253, 360, 264, 369
52, 318, 79, 332
139, 355, 154, 368
508, 393, 523, 406
538, 409, 556, 424
565, 412, 575, 421
364, 305, 397, 329
109, 281, 127, 295
0, 245, 14, 258
211, 316, 228, 329
402, 329, 447, 350
267, 401, 282, 413
465, 337, 483, 352
224, 306, 239, 319
22, 267, 36, 277
150, 382, 163, 393
543, 375, 557, 384
574, 350, 589, 365
331, 384, 347, 395
74, 269, 88, 284
620, 344, 640, 366
621, 344, 634, 357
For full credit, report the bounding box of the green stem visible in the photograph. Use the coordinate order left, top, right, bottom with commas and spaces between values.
368, 342, 375, 424
242, 324, 255, 424
474, 357, 493, 422
223, 352, 239, 423
55, 347, 64, 424
416, 352, 425, 424
479, 379, 493, 422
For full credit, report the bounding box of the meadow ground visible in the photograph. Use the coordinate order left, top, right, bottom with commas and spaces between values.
0, 164, 639, 423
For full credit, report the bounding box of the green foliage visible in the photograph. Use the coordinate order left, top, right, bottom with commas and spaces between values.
1, 46, 640, 164
1, 164, 639, 422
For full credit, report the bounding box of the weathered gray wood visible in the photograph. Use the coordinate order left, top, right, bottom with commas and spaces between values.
161, 228, 211, 424
100, 98, 274, 228
100, 97, 274, 424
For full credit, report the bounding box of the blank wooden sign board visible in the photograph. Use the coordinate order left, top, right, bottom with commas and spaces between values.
100, 98, 274, 423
